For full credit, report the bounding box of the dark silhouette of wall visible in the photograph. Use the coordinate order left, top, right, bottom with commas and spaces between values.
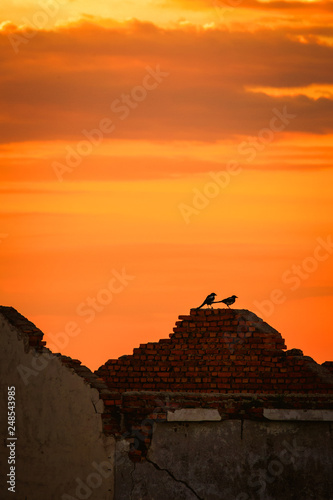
1, 306, 333, 500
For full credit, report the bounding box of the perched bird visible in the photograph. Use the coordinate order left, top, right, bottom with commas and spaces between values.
196, 293, 217, 310
219, 295, 238, 308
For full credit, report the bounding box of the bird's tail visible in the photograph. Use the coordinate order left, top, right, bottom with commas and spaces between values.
196, 301, 205, 310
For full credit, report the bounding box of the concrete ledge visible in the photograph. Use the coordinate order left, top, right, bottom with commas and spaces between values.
167, 409, 221, 422
264, 409, 333, 421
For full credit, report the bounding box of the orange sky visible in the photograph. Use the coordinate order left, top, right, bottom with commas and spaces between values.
1, 0, 333, 370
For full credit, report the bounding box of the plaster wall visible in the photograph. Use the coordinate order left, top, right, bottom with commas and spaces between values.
0, 314, 115, 500
115, 418, 333, 500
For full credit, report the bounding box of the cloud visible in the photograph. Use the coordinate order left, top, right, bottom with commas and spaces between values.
293, 286, 333, 299
1, 19, 333, 144
166, 0, 333, 14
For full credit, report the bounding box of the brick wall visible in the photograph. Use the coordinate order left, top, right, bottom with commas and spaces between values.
2, 305, 333, 467
322, 361, 333, 375
97, 308, 333, 395
0, 306, 47, 352
0, 306, 110, 400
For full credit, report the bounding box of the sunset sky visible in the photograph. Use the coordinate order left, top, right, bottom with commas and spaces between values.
1, 0, 333, 370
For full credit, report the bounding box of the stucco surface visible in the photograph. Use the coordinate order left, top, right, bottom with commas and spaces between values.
0, 314, 115, 500
115, 419, 333, 500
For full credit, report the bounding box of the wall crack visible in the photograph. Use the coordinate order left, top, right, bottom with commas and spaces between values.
130, 462, 136, 500
146, 456, 203, 500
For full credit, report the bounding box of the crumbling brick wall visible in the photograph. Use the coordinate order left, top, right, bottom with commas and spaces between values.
97, 308, 333, 394
1, 305, 333, 500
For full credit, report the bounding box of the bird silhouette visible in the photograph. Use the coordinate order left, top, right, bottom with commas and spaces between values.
196, 293, 217, 310
217, 295, 238, 308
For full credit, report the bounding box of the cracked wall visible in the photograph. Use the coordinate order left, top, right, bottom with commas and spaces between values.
1, 305, 333, 500
114, 419, 333, 500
